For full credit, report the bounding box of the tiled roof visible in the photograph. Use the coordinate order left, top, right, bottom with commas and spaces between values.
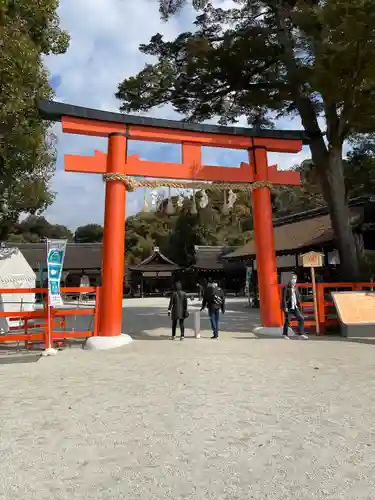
225, 204, 365, 259
226, 215, 333, 259
6, 242, 103, 270
193, 246, 243, 270
128, 247, 181, 272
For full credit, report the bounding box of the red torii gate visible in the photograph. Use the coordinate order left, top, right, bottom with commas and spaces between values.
39, 100, 304, 346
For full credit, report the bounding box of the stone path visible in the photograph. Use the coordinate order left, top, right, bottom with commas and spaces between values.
1, 298, 375, 499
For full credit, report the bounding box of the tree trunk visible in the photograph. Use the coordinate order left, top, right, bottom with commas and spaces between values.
316, 146, 361, 281
274, 7, 360, 281
0, 219, 12, 241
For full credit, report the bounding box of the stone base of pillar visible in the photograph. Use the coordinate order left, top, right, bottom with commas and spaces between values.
84, 334, 133, 350
253, 326, 295, 337
41, 347, 59, 356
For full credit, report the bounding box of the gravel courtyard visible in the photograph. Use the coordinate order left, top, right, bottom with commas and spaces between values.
1, 298, 375, 499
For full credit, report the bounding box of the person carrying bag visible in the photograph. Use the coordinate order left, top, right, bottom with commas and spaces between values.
201, 281, 225, 339
168, 281, 188, 341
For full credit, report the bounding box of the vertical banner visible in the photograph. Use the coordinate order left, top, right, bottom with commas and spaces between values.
46, 239, 67, 307
245, 266, 252, 293
245, 265, 252, 306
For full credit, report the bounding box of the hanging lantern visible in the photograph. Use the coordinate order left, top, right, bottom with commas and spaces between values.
143, 189, 149, 212
199, 189, 209, 209
150, 190, 159, 208
227, 189, 237, 209
190, 190, 198, 215
165, 187, 175, 215
176, 190, 184, 208
221, 190, 229, 215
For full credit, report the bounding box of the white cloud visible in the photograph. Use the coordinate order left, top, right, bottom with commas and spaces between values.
44, 0, 310, 231
45, 0, 195, 230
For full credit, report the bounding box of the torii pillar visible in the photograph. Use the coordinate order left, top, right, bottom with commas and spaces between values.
37, 99, 303, 347
99, 133, 128, 341
251, 147, 281, 327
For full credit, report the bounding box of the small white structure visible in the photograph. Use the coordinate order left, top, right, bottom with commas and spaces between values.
193, 311, 201, 338
0, 247, 36, 332
79, 274, 90, 302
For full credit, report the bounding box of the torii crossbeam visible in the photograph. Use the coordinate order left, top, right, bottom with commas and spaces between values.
39, 100, 305, 345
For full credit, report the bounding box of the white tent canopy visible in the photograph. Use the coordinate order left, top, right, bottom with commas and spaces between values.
0, 247, 36, 332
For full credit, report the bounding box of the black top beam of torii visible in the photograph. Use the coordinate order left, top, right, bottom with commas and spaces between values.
38, 99, 308, 143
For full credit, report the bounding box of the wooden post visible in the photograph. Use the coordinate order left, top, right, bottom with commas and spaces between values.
310, 267, 320, 335
301, 251, 324, 335
93, 287, 100, 336
46, 305, 53, 349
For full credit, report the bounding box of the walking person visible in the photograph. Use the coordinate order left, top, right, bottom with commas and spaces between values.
281, 273, 308, 339
168, 282, 188, 341
201, 281, 225, 339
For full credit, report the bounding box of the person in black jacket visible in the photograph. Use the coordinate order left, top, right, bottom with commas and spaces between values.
168, 282, 188, 341
201, 281, 225, 339
281, 274, 308, 340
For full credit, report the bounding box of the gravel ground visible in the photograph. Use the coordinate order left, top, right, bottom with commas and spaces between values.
1, 298, 375, 499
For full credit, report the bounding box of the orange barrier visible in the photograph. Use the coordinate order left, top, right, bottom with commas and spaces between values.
279, 282, 375, 335
0, 286, 101, 349
316, 282, 374, 335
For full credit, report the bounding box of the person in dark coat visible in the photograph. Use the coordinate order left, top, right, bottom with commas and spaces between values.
281, 273, 308, 340
168, 282, 188, 340
201, 281, 225, 339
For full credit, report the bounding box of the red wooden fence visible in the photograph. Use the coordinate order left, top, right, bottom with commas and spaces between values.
0, 286, 100, 348
279, 282, 375, 334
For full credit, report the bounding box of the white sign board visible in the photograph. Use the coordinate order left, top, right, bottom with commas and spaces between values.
300, 251, 324, 335
301, 251, 324, 268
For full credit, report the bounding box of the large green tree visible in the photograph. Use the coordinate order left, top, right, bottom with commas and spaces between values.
125, 211, 174, 264
345, 137, 375, 199
74, 224, 104, 243
116, 0, 375, 280
124, 191, 254, 266
273, 139, 375, 217
8, 215, 73, 242
0, 0, 69, 237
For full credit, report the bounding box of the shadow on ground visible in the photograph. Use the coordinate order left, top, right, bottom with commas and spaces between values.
0, 353, 40, 364
235, 335, 375, 345
130, 332, 172, 341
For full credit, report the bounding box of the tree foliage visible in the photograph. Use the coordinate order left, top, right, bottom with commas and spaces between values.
7, 215, 73, 242
273, 140, 375, 217
0, 0, 69, 236
345, 137, 375, 199
125, 211, 174, 264
117, 0, 375, 280
125, 191, 253, 266
74, 224, 104, 243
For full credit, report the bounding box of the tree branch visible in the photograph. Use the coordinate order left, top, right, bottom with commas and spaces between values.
339, 38, 372, 138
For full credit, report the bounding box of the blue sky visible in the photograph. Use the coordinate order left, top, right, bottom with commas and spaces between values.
44, 0, 311, 230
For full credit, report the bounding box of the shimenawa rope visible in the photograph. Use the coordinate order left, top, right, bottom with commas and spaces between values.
102, 173, 272, 192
